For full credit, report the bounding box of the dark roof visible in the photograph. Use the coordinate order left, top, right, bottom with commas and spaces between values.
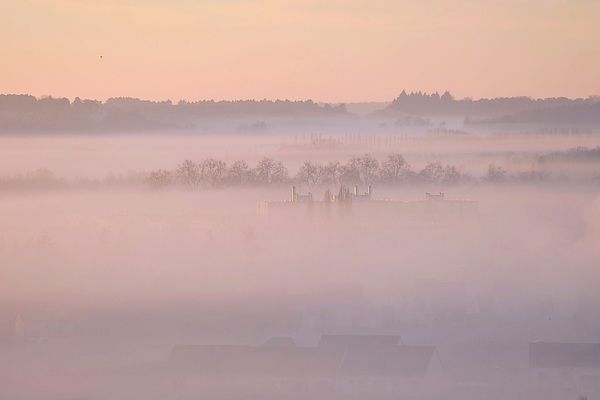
263, 336, 296, 347
170, 344, 337, 377
170, 335, 434, 378
319, 334, 401, 349
330, 344, 434, 377
529, 342, 600, 368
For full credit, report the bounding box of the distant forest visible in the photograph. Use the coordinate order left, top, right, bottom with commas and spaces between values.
384, 90, 599, 115
1, 92, 599, 133
382, 91, 600, 125
0, 95, 348, 133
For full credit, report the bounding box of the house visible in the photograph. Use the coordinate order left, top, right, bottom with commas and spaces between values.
169, 334, 436, 398
529, 342, 600, 398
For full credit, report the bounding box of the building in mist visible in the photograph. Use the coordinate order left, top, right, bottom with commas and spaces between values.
258, 185, 477, 220
529, 342, 600, 398
351, 185, 372, 201
290, 185, 313, 203
169, 334, 436, 397
0, 314, 25, 341
425, 192, 445, 201
0, 312, 79, 341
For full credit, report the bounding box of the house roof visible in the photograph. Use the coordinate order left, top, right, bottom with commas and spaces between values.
319, 334, 401, 349
170, 335, 434, 378
529, 342, 600, 368
170, 344, 337, 377
263, 336, 296, 347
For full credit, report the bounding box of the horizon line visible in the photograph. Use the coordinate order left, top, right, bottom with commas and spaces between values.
2, 92, 600, 105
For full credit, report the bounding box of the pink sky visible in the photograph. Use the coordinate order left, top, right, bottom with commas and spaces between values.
1, 0, 599, 102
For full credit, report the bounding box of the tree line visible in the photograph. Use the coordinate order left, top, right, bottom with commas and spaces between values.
146, 154, 551, 189
383, 90, 600, 117
6, 147, 597, 192
0, 95, 348, 133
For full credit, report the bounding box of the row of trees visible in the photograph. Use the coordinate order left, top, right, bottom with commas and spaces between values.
147, 154, 484, 189
0, 95, 347, 116
154, 158, 290, 189
0, 155, 568, 192
0, 95, 349, 133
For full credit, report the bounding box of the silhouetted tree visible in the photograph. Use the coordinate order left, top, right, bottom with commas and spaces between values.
271, 161, 289, 183
321, 161, 342, 185
349, 154, 379, 185
297, 161, 323, 185
175, 159, 201, 188
380, 153, 410, 183
147, 169, 172, 188
199, 158, 227, 187
419, 162, 445, 183
228, 160, 250, 185
254, 157, 276, 184
442, 165, 463, 184
484, 164, 508, 183
339, 162, 361, 185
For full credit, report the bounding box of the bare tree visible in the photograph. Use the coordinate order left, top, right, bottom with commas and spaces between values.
199, 158, 227, 187
271, 161, 289, 183
419, 162, 445, 183
175, 159, 201, 188
381, 153, 410, 183
339, 161, 361, 185
442, 165, 463, 184
349, 154, 379, 185
321, 161, 342, 185
228, 160, 250, 185
484, 164, 507, 183
255, 157, 276, 184
296, 161, 323, 185
147, 169, 172, 188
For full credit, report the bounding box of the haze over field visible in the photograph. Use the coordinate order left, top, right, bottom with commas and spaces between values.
2, 1, 600, 400
2, 132, 600, 399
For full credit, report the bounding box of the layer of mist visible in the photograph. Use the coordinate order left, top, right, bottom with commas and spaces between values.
1, 132, 600, 400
